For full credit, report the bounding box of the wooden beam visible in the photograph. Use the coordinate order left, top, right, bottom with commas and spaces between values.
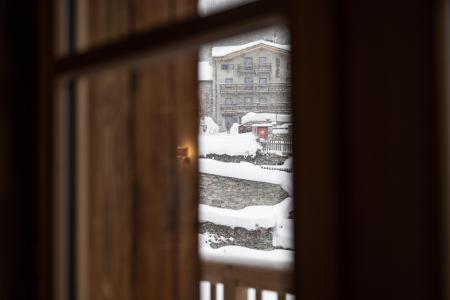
55, 0, 288, 79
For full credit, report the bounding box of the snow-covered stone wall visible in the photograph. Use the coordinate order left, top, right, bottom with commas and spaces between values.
200, 174, 288, 209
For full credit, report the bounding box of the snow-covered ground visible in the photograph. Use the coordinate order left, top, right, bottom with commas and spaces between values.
200, 159, 293, 195
198, 128, 295, 299
200, 235, 293, 269
199, 132, 262, 157
200, 198, 294, 249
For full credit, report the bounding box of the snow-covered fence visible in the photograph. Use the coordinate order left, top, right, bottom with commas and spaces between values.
260, 137, 292, 155
260, 165, 293, 173
201, 261, 294, 300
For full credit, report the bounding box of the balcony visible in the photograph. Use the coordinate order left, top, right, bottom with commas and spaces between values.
201, 260, 294, 300
220, 83, 290, 94
237, 63, 272, 74
220, 102, 291, 115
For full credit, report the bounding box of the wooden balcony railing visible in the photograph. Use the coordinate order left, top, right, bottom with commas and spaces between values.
220, 102, 291, 115
219, 83, 290, 94
201, 261, 294, 300
237, 63, 272, 74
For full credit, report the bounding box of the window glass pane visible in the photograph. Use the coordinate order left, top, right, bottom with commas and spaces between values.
198, 26, 293, 299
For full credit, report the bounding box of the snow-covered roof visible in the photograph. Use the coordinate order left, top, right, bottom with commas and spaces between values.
241, 112, 291, 124
212, 40, 290, 57
251, 123, 273, 127
198, 61, 213, 81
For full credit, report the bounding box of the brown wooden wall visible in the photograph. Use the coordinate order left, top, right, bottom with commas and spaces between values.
0, 0, 37, 299
76, 1, 198, 300
0, 0, 442, 300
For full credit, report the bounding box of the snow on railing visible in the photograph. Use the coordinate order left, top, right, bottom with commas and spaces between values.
259, 165, 293, 173
260, 138, 292, 155
201, 260, 294, 300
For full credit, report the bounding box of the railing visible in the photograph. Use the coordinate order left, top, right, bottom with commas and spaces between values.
237, 63, 272, 74
201, 261, 294, 300
260, 165, 293, 173
260, 138, 293, 154
220, 83, 290, 94
220, 103, 291, 115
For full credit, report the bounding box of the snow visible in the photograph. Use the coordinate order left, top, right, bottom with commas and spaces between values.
198, 61, 213, 81
212, 40, 290, 57
251, 123, 273, 127
229, 123, 239, 134
200, 198, 294, 249
199, 159, 293, 195
241, 112, 291, 124
199, 198, 292, 230
199, 132, 262, 157
200, 235, 294, 270
201, 117, 220, 135
272, 128, 289, 134
283, 157, 293, 167
273, 218, 294, 249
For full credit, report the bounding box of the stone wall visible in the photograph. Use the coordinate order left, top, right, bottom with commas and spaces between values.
202, 151, 288, 165
200, 222, 275, 250
200, 174, 289, 209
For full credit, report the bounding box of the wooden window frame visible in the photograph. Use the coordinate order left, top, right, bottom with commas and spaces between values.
37, 0, 339, 299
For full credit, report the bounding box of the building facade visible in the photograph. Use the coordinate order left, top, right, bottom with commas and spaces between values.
211, 41, 291, 130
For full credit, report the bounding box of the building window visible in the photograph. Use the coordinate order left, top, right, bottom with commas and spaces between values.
259, 97, 268, 103
221, 63, 234, 70
259, 78, 268, 84
245, 97, 253, 104
244, 76, 253, 84
259, 57, 267, 64
225, 98, 233, 104
225, 78, 233, 84
244, 57, 253, 65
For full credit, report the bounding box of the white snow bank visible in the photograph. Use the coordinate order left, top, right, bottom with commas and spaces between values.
199, 132, 262, 157
283, 157, 293, 167
200, 198, 294, 249
229, 123, 239, 135
200, 234, 294, 270
241, 112, 291, 124
199, 198, 292, 230
199, 159, 293, 195
212, 40, 290, 57
273, 218, 294, 249
198, 61, 213, 81
201, 117, 220, 135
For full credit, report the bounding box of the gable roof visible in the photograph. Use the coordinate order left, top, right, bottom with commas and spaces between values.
212, 40, 290, 58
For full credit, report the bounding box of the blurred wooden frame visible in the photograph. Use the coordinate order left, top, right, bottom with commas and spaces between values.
38, 0, 340, 300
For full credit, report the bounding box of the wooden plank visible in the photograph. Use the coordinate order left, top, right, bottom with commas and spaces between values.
87, 71, 134, 300
235, 286, 248, 300
80, 2, 134, 300
210, 283, 217, 300
277, 291, 286, 300
290, 0, 339, 299
256, 289, 262, 300
201, 262, 294, 293
134, 64, 177, 300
